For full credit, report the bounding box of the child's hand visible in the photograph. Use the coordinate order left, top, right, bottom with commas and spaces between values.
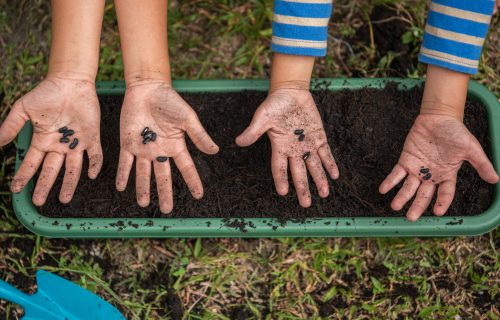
0, 77, 103, 205
236, 88, 339, 207
116, 81, 218, 214
379, 114, 498, 221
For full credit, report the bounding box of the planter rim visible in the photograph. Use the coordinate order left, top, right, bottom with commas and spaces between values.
12, 78, 500, 238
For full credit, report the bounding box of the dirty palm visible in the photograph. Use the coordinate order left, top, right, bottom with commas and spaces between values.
3, 0, 499, 221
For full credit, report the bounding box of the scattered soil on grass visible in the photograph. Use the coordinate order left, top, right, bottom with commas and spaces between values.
38, 84, 494, 223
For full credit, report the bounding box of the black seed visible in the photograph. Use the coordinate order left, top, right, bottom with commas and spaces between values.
294, 129, 304, 135
420, 167, 430, 174
69, 138, 79, 149
62, 129, 74, 137
423, 172, 432, 181
58, 126, 68, 133
298, 134, 305, 142
142, 138, 149, 144
157, 156, 169, 162
302, 152, 311, 161
60, 137, 70, 143
150, 132, 157, 141
141, 127, 149, 136
144, 131, 154, 140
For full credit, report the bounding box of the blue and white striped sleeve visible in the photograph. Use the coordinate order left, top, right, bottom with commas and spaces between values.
419, 0, 495, 74
271, 0, 333, 57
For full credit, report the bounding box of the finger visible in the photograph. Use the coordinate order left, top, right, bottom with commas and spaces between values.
406, 183, 436, 221
135, 157, 151, 207
305, 152, 329, 198
235, 108, 270, 147
433, 180, 456, 216
86, 143, 103, 179
391, 175, 421, 211
0, 101, 28, 147
290, 157, 311, 208
32, 152, 64, 206
271, 149, 289, 196
185, 114, 219, 155
173, 150, 203, 199
467, 140, 499, 184
11, 147, 45, 193
317, 143, 339, 179
379, 164, 408, 194
116, 149, 134, 191
59, 152, 83, 204
153, 159, 173, 214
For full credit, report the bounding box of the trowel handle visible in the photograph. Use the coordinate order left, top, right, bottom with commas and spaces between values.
0, 278, 31, 309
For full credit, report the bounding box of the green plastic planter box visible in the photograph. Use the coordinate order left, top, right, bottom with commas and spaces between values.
12, 78, 500, 238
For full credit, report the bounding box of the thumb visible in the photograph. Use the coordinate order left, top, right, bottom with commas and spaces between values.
467, 139, 499, 184
185, 113, 219, 155
0, 100, 28, 147
235, 108, 270, 147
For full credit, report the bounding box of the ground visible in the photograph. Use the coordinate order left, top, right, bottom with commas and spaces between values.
0, 0, 499, 319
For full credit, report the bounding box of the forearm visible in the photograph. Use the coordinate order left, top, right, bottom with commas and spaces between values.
420, 65, 470, 121
114, 0, 170, 86
47, 0, 105, 82
270, 53, 315, 92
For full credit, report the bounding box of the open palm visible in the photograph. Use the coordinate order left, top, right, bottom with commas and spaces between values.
0, 77, 103, 205
116, 82, 218, 214
236, 88, 339, 207
380, 114, 498, 221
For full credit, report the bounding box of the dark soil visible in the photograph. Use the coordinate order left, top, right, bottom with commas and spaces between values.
38, 84, 494, 221
355, 6, 417, 76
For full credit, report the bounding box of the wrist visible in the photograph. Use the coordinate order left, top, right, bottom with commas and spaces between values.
269, 80, 310, 93
125, 69, 171, 88
270, 53, 314, 93
47, 62, 97, 83
419, 101, 464, 121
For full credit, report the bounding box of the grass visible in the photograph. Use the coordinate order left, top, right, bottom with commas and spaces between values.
0, 0, 499, 319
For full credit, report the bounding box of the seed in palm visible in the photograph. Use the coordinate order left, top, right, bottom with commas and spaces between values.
423, 172, 432, 181
302, 152, 311, 160
141, 127, 149, 136
156, 156, 169, 162
298, 134, 305, 142
294, 129, 304, 135
58, 126, 68, 133
62, 129, 75, 137
60, 137, 70, 143
69, 138, 79, 149
420, 167, 430, 174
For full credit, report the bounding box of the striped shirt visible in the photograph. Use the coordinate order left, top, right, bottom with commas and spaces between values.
271, 0, 333, 56
271, 0, 495, 74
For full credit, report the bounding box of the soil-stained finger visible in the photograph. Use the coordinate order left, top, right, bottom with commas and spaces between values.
391, 175, 420, 211
406, 183, 436, 221
11, 147, 46, 193
271, 150, 289, 196
32, 152, 64, 206
153, 159, 173, 214
235, 107, 270, 147
186, 115, 219, 155
433, 180, 456, 216
305, 152, 329, 198
467, 139, 499, 184
59, 152, 83, 204
173, 150, 204, 199
0, 101, 28, 147
290, 156, 311, 208
86, 143, 103, 179
379, 164, 408, 194
135, 157, 151, 207
116, 149, 134, 191
317, 144, 339, 179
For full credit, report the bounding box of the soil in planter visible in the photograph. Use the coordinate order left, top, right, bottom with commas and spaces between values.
38, 84, 494, 223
